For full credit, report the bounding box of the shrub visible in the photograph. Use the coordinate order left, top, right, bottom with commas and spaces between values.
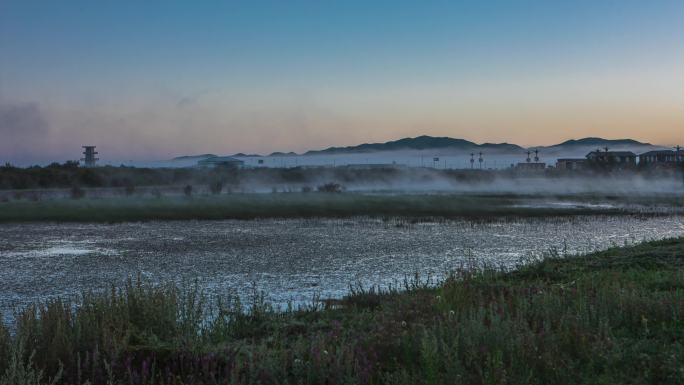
317, 182, 344, 193
183, 184, 193, 197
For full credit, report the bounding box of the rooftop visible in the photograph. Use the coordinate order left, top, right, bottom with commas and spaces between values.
586, 151, 636, 157
639, 150, 682, 156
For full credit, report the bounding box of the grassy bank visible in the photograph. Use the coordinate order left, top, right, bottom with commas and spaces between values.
0, 192, 643, 223
2, 238, 684, 384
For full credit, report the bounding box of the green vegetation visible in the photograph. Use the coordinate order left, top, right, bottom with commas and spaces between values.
1, 162, 495, 190
0, 162, 203, 190
2, 238, 684, 384
3, 161, 682, 192
0, 193, 641, 223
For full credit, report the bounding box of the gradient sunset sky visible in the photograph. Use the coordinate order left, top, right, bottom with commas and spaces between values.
1, 0, 683, 163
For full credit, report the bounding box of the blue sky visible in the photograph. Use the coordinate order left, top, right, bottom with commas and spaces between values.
1, 1, 683, 162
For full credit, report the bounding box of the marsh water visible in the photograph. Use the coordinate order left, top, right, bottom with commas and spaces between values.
2, 215, 684, 323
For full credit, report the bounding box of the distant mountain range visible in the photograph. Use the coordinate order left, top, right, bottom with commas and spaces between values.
172, 136, 659, 159
171, 154, 217, 161
302, 136, 524, 155
300, 136, 655, 156
547, 137, 651, 148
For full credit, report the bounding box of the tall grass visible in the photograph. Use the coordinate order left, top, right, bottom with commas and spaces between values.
2, 238, 684, 384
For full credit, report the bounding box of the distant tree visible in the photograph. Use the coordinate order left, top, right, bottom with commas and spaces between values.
301, 186, 313, 193
183, 184, 193, 197
63, 160, 80, 169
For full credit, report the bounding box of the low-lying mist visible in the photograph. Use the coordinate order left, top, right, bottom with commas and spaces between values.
2, 159, 682, 201
234, 167, 684, 196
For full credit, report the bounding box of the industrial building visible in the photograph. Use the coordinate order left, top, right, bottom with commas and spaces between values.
552, 149, 635, 171
554, 147, 683, 171
515, 150, 546, 171
639, 149, 684, 166
585, 150, 637, 165
555, 158, 587, 170
81, 146, 99, 167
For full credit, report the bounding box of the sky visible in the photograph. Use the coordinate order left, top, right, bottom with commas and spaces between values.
1, 0, 684, 163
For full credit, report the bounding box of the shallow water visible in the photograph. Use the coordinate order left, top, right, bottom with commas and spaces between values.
2, 216, 684, 324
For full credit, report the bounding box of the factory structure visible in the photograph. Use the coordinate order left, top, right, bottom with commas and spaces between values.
512, 145, 683, 172
81, 146, 99, 167
639, 146, 684, 165
515, 149, 546, 170
555, 158, 586, 171
555, 146, 684, 171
